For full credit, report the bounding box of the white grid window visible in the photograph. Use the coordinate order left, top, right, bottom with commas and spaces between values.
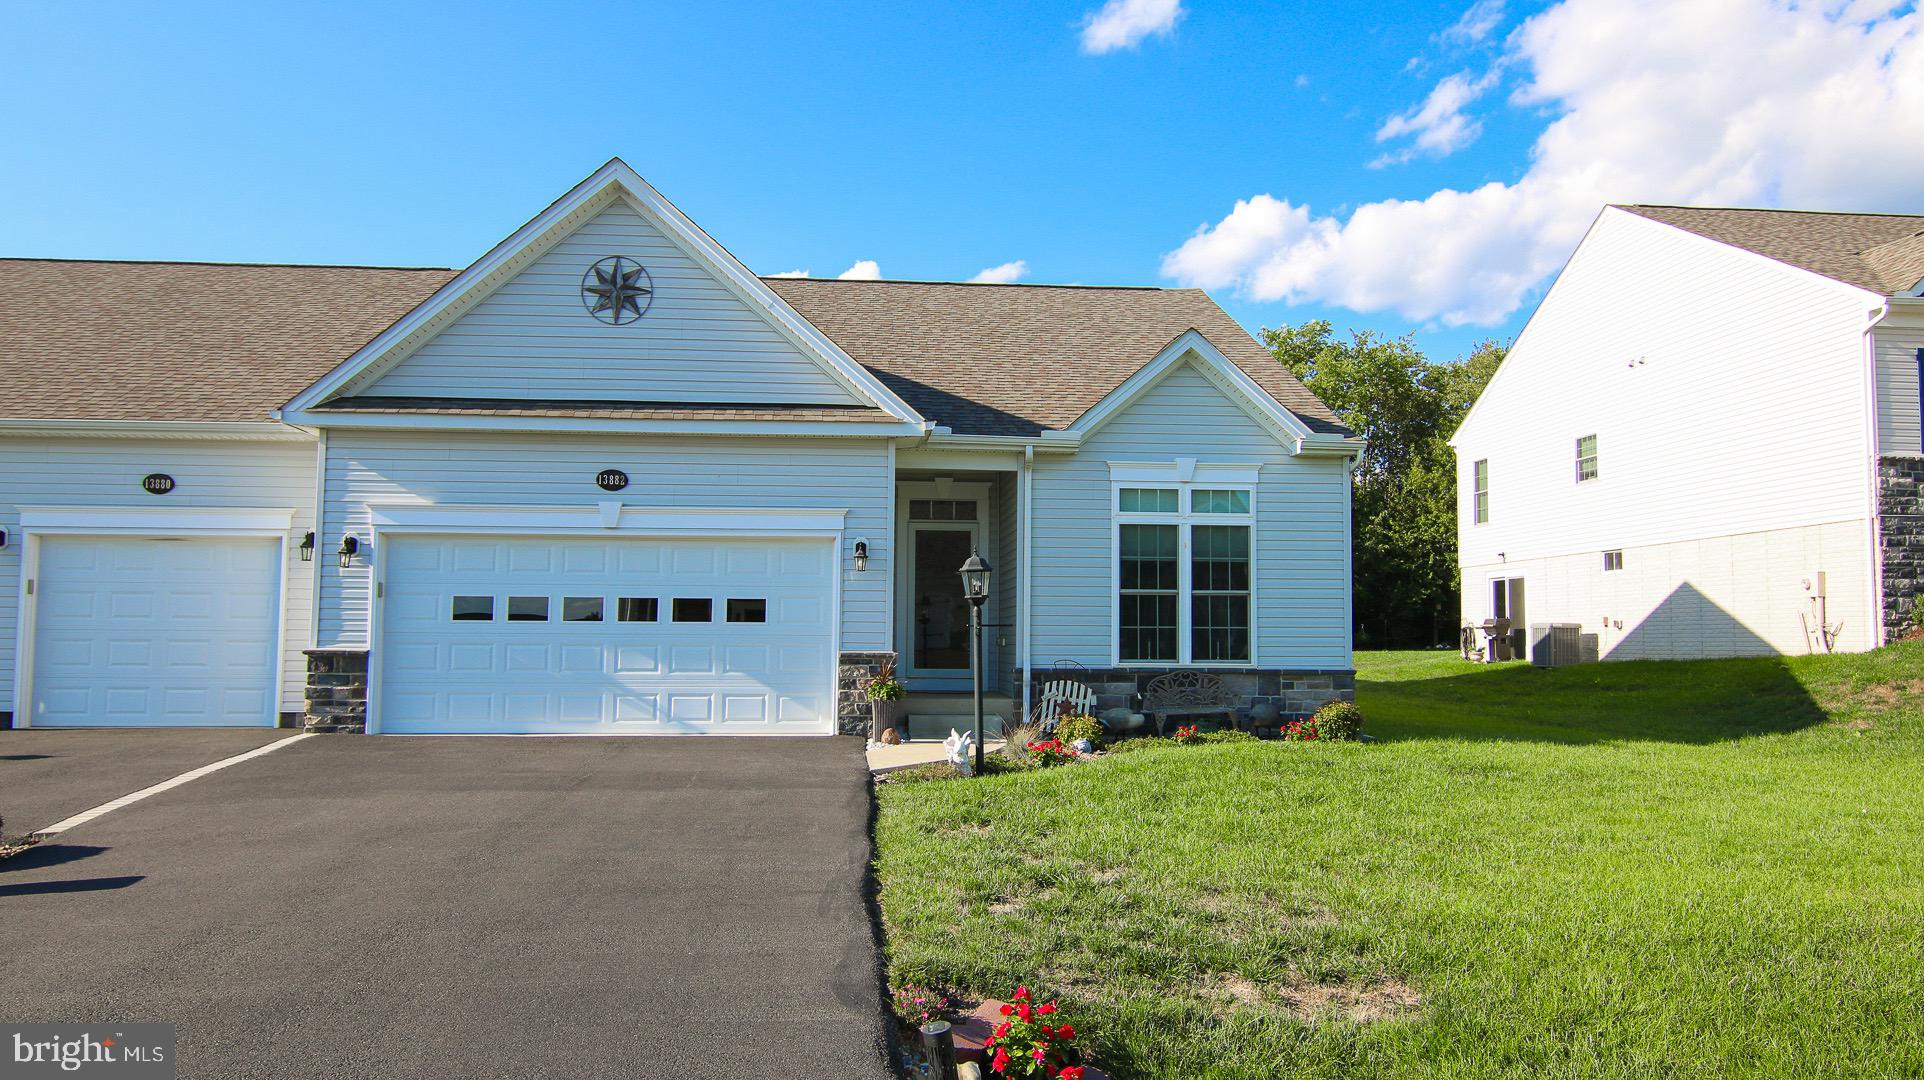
1114, 478, 1253, 665
1576, 435, 1599, 484
1472, 460, 1490, 524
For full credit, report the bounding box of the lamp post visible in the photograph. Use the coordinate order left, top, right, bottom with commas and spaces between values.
958, 549, 993, 776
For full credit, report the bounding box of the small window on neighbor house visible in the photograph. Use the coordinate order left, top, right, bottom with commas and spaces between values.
672, 598, 713, 622
562, 597, 604, 622
726, 598, 767, 623
507, 596, 549, 622
617, 597, 658, 623
451, 595, 494, 622
1603, 550, 1624, 572
1190, 489, 1251, 515
1119, 487, 1179, 514
1472, 460, 1490, 524
1576, 435, 1599, 483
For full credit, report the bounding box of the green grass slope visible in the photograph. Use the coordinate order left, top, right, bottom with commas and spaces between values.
873, 643, 1924, 1079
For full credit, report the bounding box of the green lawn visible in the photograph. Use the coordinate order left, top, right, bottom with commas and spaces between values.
872, 644, 1924, 1079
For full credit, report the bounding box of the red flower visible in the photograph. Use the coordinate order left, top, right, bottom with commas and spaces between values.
1057, 1024, 1076, 1041
1017, 1002, 1033, 1022
1000, 1004, 1015, 1017
1061, 1068, 1086, 1080
1037, 1002, 1057, 1016
994, 1021, 1012, 1037
1033, 1047, 1048, 1063
1013, 985, 1032, 1002
992, 1047, 1010, 1072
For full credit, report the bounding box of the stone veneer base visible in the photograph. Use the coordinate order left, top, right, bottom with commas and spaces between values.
836, 651, 896, 737
1024, 666, 1356, 735
1879, 457, 1924, 642
303, 648, 370, 733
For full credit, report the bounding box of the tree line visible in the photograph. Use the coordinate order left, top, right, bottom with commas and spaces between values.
1264, 321, 1504, 648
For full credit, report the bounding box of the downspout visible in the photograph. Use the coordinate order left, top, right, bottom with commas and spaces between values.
309, 428, 327, 647
1344, 448, 1362, 665
1863, 304, 1888, 647
1020, 444, 1034, 725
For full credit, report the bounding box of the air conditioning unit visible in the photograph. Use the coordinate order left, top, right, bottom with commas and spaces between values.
1529, 623, 1584, 667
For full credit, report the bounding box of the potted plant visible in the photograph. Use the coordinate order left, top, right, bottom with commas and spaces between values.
866, 656, 907, 742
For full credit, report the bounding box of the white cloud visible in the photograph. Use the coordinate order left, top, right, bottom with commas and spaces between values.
1440, 0, 1506, 45
1163, 0, 1924, 327
837, 259, 882, 280
968, 259, 1028, 284
768, 269, 810, 278
1080, 0, 1184, 54
1372, 69, 1499, 165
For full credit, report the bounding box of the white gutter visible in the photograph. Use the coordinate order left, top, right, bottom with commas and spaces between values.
925, 431, 1081, 452
0, 418, 314, 441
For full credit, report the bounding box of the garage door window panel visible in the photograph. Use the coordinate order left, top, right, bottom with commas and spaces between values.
508, 596, 549, 622
563, 596, 604, 622
673, 598, 713, 622
451, 595, 494, 621
726, 598, 767, 623
618, 597, 659, 622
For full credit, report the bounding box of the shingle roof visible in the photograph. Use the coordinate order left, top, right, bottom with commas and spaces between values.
1617, 205, 1924, 295
0, 258, 456, 422
0, 257, 1347, 438
309, 397, 900, 423
763, 278, 1345, 437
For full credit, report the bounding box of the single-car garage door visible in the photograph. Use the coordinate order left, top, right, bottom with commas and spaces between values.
30, 536, 282, 727
377, 535, 835, 734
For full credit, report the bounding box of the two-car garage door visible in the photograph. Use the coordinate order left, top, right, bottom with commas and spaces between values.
377, 535, 835, 734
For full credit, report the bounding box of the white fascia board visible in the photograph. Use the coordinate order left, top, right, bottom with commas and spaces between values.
282, 159, 924, 426
0, 419, 314, 441
1876, 296, 1924, 329
19, 506, 296, 534
923, 432, 1081, 452
366, 502, 847, 536
1067, 329, 1315, 452
1107, 461, 1263, 485
295, 411, 927, 438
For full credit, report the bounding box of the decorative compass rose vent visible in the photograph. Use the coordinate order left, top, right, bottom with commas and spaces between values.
580, 256, 654, 324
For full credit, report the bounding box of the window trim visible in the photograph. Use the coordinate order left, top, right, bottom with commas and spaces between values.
1109, 474, 1256, 667
1603, 549, 1624, 573
1472, 459, 1490, 524
1576, 434, 1599, 485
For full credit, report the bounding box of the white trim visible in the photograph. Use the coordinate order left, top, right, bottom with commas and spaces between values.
12, 511, 296, 728
1106, 472, 1258, 668
282, 159, 924, 427
0, 419, 314, 441
363, 526, 843, 736
296, 411, 926, 438
1019, 445, 1034, 722
364, 503, 847, 535
1069, 330, 1317, 452
1108, 462, 1262, 486
17, 506, 297, 534
34, 735, 313, 837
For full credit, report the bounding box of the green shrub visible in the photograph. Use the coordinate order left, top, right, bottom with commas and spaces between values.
1104, 736, 1176, 755
1197, 729, 1255, 745
1311, 699, 1365, 741
1054, 713, 1104, 747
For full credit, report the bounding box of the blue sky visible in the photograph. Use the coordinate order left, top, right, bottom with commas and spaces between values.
4, 1, 1919, 365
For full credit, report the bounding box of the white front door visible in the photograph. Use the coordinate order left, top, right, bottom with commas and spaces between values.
30, 536, 282, 727
376, 535, 835, 734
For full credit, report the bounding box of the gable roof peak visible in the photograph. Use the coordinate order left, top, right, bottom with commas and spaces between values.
1612, 203, 1924, 294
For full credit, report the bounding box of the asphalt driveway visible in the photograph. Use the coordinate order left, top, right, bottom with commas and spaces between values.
0, 727, 298, 838
0, 736, 893, 1080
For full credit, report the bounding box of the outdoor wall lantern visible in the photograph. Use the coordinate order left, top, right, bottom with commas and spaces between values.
0, 528, 8, 550
338, 535, 360, 569
299, 531, 316, 562
852, 538, 870, 572
957, 548, 994, 775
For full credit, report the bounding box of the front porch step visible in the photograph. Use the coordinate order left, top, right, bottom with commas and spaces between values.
900, 692, 1019, 743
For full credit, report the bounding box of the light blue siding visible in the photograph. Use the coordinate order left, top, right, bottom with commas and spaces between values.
318, 431, 891, 650
358, 200, 863, 406
0, 436, 319, 713
1029, 363, 1351, 670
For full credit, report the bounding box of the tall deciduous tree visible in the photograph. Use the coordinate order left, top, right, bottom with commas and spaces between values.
1264, 321, 1504, 647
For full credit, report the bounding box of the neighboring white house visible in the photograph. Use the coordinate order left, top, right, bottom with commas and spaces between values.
1454, 204, 1924, 661
0, 159, 1358, 734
